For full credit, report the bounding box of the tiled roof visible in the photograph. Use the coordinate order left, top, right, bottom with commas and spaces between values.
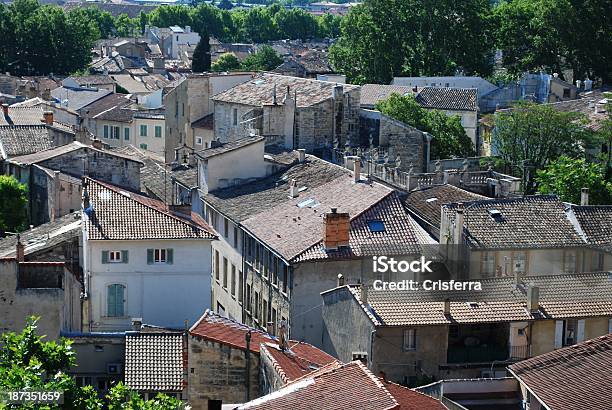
360, 84, 413, 108
84, 178, 216, 240
70, 75, 114, 86
404, 184, 487, 229
297, 51, 333, 74
191, 113, 214, 130
508, 333, 612, 410
571, 205, 612, 252
338, 271, 612, 326
50, 86, 111, 111
81, 93, 132, 118
416, 87, 478, 111
261, 342, 340, 383
8, 141, 140, 167
238, 361, 436, 410
125, 331, 185, 392
382, 380, 447, 410
0, 125, 56, 158
295, 193, 435, 262
0, 105, 45, 125
111, 74, 151, 94
445, 195, 586, 249
196, 136, 265, 160
93, 104, 136, 123
212, 73, 358, 107
189, 310, 275, 353
0, 212, 81, 258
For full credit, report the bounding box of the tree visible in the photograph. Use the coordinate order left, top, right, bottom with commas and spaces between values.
317, 13, 341, 38
242, 6, 278, 42
218, 0, 233, 10
115, 13, 139, 37
376, 93, 475, 160
329, 0, 494, 84
1, 317, 185, 409
192, 30, 211, 72
492, 101, 591, 192
241, 45, 283, 71
147, 5, 192, 28
211, 52, 241, 71
535, 156, 612, 205
274, 8, 318, 40
0, 175, 27, 234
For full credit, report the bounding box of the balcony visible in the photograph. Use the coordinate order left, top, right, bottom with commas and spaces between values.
510, 344, 529, 360
447, 345, 508, 363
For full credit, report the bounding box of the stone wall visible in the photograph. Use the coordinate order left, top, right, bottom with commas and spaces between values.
187, 336, 260, 410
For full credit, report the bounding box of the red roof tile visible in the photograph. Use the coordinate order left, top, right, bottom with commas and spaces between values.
261, 341, 340, 383
508, 333, 612, 410
382, 380, 447, 410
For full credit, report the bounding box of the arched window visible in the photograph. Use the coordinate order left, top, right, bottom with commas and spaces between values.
107, 284, 125, 317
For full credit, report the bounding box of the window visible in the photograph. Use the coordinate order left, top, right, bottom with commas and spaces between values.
224, 218, 228, 238
103, 125, 109, 139
124, 128, 130, 140
254, 291, 260, 320
512, 252, 526, 275
147, 248, 173, 264
246, 283, 251, 312
592, 251, 604, 271
238, 270, 243, 302
113, 126, 120, 139
403, 328, 416, 350
196, 137, 203, 145
140, 124, 147, 136
367, 220, 385, 232
222, 257, 228, 289
155, 125, 162, 138
233, 226, 239, 248
214, 250, 220, 281
182, 103, 185, 116
102, 250, 128, 264
271, 308, 277, 335
564, 251, 577, 273
107, 284, 125, 317
563, 88, 570, 98
232, 108, 238, 125
563, 319, 578, 346
282, 264, 288, 293
262, 299, 268, 324
480, 252, 496, 277
139, 143, 148, 150
231, 264, 236, 296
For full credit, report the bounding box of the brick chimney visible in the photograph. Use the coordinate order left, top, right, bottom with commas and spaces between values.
324, 208, 350, 250
581, 187, 589, 206
15, 234, 24, 262
527, 286, 539, 313
92, 138, 103, 150
1, 103, 8, 117
43, 110, 53, 125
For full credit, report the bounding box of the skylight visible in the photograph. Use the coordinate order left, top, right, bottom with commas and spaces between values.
367, 220, 385, 232
426, 197, 438, 203
487, 209, 504, 222
297, 198, 320, 208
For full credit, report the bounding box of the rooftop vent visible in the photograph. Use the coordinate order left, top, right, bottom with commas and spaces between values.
297, 198, 320, 208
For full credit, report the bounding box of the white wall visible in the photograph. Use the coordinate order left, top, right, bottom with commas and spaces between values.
87, 239, 212, 331
392, 76, 497, 97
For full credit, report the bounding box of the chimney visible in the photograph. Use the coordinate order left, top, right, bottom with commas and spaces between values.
454, 204, 464, 244
337, 273, 344, 287
272, 84, 277, 105
360, 285, 368, 305
297, 148, 306, 163
43, 110, 53, 125
266, 322, 274, 335
443, 298, 450, 315
278, 319, 288, 351
581, 187, 589, 206
288, 179, 298, 198
412, 86, 418, 93
324, 208, 350, 250
527, 286, 539, 312
379, 371, 386, 381
131, 317, 143, 331
185, 25, 191, 33
92, 138, 103, 150
1, 103, 8, 116
15, 234, 24, 262
576, 80, 581, 89
584, 78, 593, 91
353, 157, 361, 183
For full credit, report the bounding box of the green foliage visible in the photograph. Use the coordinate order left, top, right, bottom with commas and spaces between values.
376, 93, 475, 160
211, 52, 241, 71
147, 5, 192, 28
218, 0, 233, 10
115, 13, 139, 37
535, 157, 612, 204
241, 45, 283, 71
492, 101, 592, 192
107, 383, 184, 410
493, 0, 611, 83
329, 0, 495, 84
274, 8, 318, 40
192, 31, 212, 72
0, 175, 27, 234
242, 6, 279, 42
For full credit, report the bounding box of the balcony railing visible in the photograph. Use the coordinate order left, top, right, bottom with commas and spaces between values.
447, 345, 508, 363
510, 344, 529, 360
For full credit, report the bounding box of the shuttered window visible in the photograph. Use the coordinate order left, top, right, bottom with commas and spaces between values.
102, 250, 128, 264
107, 284, 125, 317
147, 248, 173, 264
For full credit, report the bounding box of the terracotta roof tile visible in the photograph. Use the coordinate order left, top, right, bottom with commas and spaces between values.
360, 84, 414, 108
382, 380, 447, 410
261, 341, 340, 383
508, 333, 612, 410
84, 178, 215, 240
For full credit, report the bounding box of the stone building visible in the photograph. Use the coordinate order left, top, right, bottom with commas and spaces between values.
164, 73, 254, 163
0, 257, 82, 340
211, 73, 361, 154
322, 273, 612, 384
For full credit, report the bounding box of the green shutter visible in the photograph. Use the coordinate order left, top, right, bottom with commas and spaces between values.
121, 250, 129, 263
103, 125, 108, 139
147, 249, 154, 264
102, 250, 109, 264
116, 285, 124, 317
166, 248, 173, 264
107, 285, 116, 316
124, 128, 130, 140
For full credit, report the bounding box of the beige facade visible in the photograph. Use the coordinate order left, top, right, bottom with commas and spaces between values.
96, 116, 166, 157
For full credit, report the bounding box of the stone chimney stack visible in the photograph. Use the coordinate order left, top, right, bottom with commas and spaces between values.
581, 187, 589, 206
324, 208, 350, 250
360, 285, 368, 305
278, 319, 288, 351
131, 317, 143, 331
43, 110, 53, 125
1, 103, 8, 117
92, 138, 103, 150
353, 157, 361, 183
288, 179, 298, 198
337, 273, 344, 287
443, 298, 451, 315
454, 203, 464, 244
15, 234, 24, 262
527, 286, 540, 312
297, 149, 306, 163
272, 84, 277, 105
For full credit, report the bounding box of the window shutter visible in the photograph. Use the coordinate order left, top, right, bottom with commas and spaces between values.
577, 320, 585, 343
116, 285, 124, 317
102, 250, 109, 264
121, 250, 129, 264
554, 320, 564, 348
107, 285, 116, 316
147, 249, 154, 264
166, 248, 174, 264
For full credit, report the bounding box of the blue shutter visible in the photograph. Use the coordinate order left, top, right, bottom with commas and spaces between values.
147, 249, 154, 264
166, 248, 173, 264
121, 250, 128, 264
102, 250, 109, 264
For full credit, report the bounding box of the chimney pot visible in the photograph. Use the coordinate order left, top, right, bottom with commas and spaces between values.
527, 286, 539, 312
581, 187, 589, 206
288, 179, 298, 198
337, 273, 344, 287
353, 157, 361, 183
15, 234, 25, 262
297, 149, 306, 163
92, 138, 103, 150
266, 321, 274, 335
131, 317, 143, 331
43, 110, 53, 125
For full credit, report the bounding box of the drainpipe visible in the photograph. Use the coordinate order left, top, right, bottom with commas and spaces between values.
369, 328, 376, 370
245, 330, 251, 402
